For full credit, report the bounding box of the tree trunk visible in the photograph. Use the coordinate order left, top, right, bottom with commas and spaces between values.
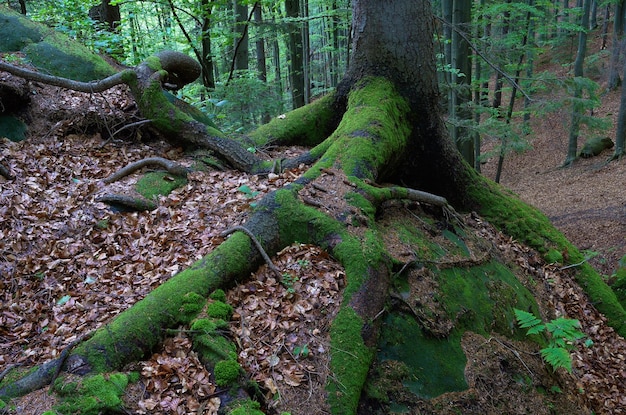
233, 0, 249, 71
285, 0, 305, 108
608, 1, 625, 90
564, 0, 592, 166
200, 0, 215, 89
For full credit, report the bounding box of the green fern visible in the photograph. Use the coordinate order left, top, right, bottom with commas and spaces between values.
514, 309, 587, 373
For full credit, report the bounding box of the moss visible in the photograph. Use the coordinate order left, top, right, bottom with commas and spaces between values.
545, 249, 564, 264
135, 171, 187, 200
214, 359, 241, 387
191, 318, 218, 334
227, 399, 265, 415
207, 300, 233, 320
54, 372, 132, 415
318, 78, 411, 180
209, 289, 227, 302
248, 93, 337, 147
180, 292, 206, 323
193, 330, 235, 363
0, 10, 42, 52
327, 308, 373, 415
469, 175, 626, 337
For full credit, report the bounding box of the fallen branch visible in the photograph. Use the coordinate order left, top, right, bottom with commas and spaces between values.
103, 157, 188, 184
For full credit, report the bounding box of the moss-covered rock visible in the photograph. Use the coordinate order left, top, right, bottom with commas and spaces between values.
0, 5, 116, 81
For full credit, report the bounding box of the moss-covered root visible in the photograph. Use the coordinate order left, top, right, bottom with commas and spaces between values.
247, 93, 340, 148
470, 175, 626, 337
62, 231, 271, 378
325, 230, 391, 415
51, 372, 139, 415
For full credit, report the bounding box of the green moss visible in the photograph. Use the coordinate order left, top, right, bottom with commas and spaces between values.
545, 249, 564, 264
214, 359, 241, 387
379, 314, 468, 399
163, 90, 219, 129
54, 373, 132, 415
180, 292, 206, 323
0, 8, 42, 52
327, 308, 373, 415
228, 399, 264, 415
207, 300, 233, 320
248, 93, 337, 147
318, 78, 411, 180
376, 260, 539, 402
470, 175, 626, 337
70, 231, 258, 373
209, 289, 227, 302
191, 318, 218, 334
135, 171, 187, 200
195, 333, 235, 362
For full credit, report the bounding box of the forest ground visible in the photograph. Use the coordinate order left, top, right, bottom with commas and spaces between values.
2, 46, 626, 414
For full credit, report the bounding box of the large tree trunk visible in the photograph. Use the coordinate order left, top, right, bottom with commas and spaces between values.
2, 2, 626, 414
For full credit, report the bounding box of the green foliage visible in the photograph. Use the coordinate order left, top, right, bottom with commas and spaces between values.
514, 309, 586, 373
199, 72, 285, 134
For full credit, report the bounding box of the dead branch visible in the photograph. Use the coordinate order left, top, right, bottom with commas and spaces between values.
103, 157, 189, 184
0, 60, 128, 93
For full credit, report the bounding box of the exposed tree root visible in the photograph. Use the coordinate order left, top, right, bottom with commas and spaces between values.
0, 161, 13, 180
103, 156, 188, 184
95, 193, 157, 211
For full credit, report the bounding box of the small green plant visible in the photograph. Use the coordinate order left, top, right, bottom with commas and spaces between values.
514, 309, 586, 373
297, 259, 310, 267
238, 185, 260, 199
281, 273, 298, 294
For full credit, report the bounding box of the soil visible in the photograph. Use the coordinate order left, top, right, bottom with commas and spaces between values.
2, 49, 626, 414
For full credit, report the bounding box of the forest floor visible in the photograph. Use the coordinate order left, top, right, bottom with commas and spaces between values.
2, 46, 626, 414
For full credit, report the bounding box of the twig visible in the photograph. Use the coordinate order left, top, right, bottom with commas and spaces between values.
221, 225, 282, 279
49, 330, 95, 388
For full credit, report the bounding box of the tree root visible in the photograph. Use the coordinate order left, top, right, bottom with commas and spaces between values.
95, 194, 157, 211
221, 225, 283, 279
103, 156, 189, 184
0, 162, 13, 180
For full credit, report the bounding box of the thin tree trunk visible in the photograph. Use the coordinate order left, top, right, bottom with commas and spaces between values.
233, 0, 249, 71
608, 1, 625, 90
451, 0, 473, 166
564, 0, 592, 166
285, 0, 305, 108
200, 0, 215, 89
